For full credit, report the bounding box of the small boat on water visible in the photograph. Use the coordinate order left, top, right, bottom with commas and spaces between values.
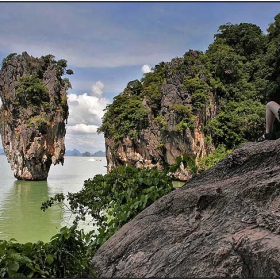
88, 158, 102, 162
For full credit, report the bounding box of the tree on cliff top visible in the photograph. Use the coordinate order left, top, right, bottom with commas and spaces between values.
99, 15, 279, 157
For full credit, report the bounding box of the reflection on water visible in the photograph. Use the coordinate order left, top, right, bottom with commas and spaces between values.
0, 155, 107, 243
0, 180, 62, 243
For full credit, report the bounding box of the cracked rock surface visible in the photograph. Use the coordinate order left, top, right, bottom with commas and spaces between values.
91, 139, 280, 278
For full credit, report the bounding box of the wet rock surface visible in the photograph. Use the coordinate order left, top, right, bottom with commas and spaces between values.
92, 139, 280, 278
0, 52, 69, 180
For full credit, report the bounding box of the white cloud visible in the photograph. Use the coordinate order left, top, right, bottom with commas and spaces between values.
67, 123, 99, 134
65, 82, 111, 152
91, 81, 104, 97
67, 92, 108, 127
141, 64, 152, 74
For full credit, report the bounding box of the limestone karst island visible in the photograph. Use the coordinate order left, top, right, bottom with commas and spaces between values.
0, 52, 72, 180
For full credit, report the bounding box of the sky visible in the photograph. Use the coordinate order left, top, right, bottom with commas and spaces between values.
0, 1, 280, 153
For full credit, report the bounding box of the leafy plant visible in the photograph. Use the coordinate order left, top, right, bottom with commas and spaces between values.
0, 225, 96, 278
171, 104, 196, 132
98, 92, 148, 142
1, 53, 17, 67
205, 100, 265, 149
41, 166, 174, 249
15, 75, 49, 109
153, 115, 168, 130
168, 153, 198, 174
198, 144, 232, 171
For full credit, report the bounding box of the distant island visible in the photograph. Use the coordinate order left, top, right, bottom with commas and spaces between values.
65, 149, 105, 157
0, 147, 105, 157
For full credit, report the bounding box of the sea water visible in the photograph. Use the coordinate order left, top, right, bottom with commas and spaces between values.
0, 155, 107, 243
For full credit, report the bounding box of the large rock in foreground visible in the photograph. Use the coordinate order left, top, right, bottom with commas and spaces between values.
92, 139, 280, 278
0, 52, 70, 180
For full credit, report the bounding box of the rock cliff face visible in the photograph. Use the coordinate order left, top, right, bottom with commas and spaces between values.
0, 52, 69, 180
92, 139, 280, 278
105, 51, 216, 181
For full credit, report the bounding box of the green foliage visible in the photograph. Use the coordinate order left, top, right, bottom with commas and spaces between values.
124, 79, 143, 95
55, 59, 74, 78
267, 13, 280, 37
16, 75, 50, 109
183, 76, 211, 94
0, 53, 72, 122
4, 14, 280, 278
171, 104, 196, 132
41, 166, 173, 249
207, 42, 245, 85
141, 62, 166, 116
100, 79, 147, 141
203, 17, 280, 147
263, 13, 280, 99
175, 121, 189, 132
205, 100, 265, 149
214, 22, 266, 58
98, 90, 148, 142
26, 115, 51, 134
40, 54, 73, 80
62, 77, 72, 90
0, 225, 96, 278
171, 104, 192, 117
98, 62, 167, 142
66, 69, 74, 75
41, 54, 56, 65
168, 153, 198, 174
191, 91, 209, 111
153, 115, 168, 130
1, 53, 17, 67
198, 144, 232, 171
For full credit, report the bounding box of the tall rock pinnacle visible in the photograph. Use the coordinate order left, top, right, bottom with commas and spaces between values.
0, 52, 72, 180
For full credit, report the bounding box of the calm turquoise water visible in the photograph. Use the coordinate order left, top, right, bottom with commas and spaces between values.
0, 155, 107, 243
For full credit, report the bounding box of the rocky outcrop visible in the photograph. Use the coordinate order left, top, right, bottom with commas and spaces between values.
105, 51, 216, 181
0, 52, 70, 180
92, 138, 280, 278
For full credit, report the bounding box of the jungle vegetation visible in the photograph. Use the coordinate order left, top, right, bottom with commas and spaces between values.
99, 13, 280, 165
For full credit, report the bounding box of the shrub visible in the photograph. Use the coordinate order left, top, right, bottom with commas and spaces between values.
0, 225, 96, 278
16, 75, 49, 108
1, 53, 17, 67
168, 153, 198, 174
41, 166, 174, 249
198, 144, 232, 171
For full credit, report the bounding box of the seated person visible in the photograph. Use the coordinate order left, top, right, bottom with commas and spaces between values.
258, 101, 280, 141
